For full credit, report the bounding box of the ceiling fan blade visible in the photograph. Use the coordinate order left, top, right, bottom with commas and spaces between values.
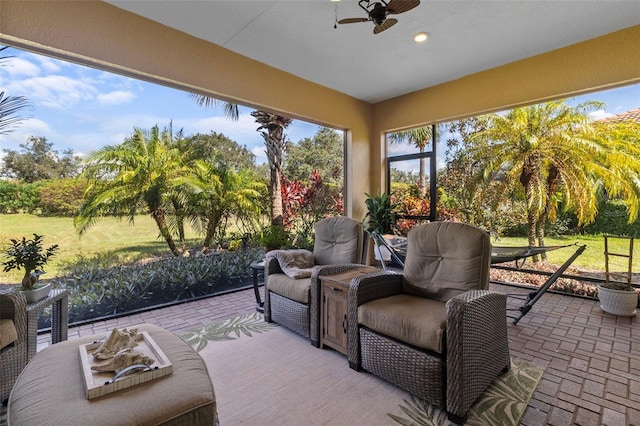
338, 17, 370, 24
386, 0, 420, 15
373, 18, 397, 34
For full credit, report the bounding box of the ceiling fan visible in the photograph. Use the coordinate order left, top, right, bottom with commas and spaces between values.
337, 0, 420, 34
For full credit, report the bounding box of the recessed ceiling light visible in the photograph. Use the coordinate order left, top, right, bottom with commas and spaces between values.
414, 32, 429, 43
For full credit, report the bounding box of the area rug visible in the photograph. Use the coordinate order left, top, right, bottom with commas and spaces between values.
182, 313, 544, 426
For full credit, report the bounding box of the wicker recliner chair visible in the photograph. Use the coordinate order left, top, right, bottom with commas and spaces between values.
1, 291, 28, 403
264, 216, 367, 346
347, 221, 510, 424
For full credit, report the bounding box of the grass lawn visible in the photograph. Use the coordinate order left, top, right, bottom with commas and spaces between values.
1, 214, 636, 284
0, 214, 200, 284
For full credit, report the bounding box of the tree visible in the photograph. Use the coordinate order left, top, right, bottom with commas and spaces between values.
470, 100, 640, 260
440, 117, 527, 235
179, 132, 258, 172
76, 124, 190, 256
250, 110, 292, 226
285, 127, 343, 186
190, 95, 293, 226
0, 46, 32, 135
187, 160, 265, 252
2, 136, 82, 182
388, 126, 434, 197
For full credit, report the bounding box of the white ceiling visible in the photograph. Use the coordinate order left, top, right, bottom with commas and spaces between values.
108, 0, 640, 104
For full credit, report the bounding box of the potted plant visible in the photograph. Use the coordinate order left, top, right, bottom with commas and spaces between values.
598, 280, 638, 316
598, 235, 637, 316
363, 191, 399, 262
598, 276, 638, 316
1, 234, 59, 303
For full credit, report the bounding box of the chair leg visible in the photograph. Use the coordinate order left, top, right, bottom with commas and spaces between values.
447, 412, 466, 425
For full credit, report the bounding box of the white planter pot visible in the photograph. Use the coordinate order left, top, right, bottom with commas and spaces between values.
598, 285, 637, 316
374, 244, 392, 262
20, 283, 52, 303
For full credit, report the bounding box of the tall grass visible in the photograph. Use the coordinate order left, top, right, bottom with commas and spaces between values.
0, 214, 200, 283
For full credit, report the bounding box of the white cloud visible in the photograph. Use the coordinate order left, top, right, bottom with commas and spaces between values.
39, 59, 62, 74
0, 118, 52, 152
1, 57, 40, 78
588, 109, 614, 121
97, 90, 136, 105
6, 75, 97, 109
252, 146, 267, 164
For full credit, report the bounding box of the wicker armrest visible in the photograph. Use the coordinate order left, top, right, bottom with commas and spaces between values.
445, 290, 510, 418
348, 271, 403, 307
347, 271, 403, 369
313, 263, 364, 278
1, 291, 29, 402
0, 291, 28, 345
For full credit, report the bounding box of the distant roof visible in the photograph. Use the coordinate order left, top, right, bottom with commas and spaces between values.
600, 108, 640, 123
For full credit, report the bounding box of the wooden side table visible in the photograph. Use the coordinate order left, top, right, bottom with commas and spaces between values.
26, 288, 69, 360
320, 266, 379, 355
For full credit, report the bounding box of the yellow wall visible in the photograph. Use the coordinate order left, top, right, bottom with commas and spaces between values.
1, 1, 639, 219
370, 25, 640, 192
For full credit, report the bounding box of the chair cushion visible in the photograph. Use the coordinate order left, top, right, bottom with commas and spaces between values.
0, 318, 18, 350
358, 294, 446, 354
267, 274, 311, 304
274, 249, 315, 278
313, 216, 362, 265
402, 222, 491, 303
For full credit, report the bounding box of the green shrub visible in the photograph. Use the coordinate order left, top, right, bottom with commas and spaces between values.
582, 200, 640, 237
37, 178, 86, 216
259, 225, 290, 250
54, 248, 264, 324
0, 180, 42, 213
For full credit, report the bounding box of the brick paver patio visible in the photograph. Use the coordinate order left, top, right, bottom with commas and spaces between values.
35, 283, 639, 425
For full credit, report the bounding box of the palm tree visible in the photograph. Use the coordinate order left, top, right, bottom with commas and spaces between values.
76, 124, 190, 256
0, 47, 32, 135
388, 126, 434, 197
251, 110, 292, 226
188, 160, 265, 252
191, 95, 293, 226
471, 100, 640, 260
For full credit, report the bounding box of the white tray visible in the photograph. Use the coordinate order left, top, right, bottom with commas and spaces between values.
79, 331, 173, 399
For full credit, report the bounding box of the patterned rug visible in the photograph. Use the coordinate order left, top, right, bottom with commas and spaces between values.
182, 313, 544, 426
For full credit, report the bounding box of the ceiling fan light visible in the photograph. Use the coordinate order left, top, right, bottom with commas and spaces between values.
414, 32, 429, 43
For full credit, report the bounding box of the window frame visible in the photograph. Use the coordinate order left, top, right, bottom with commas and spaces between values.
385, 124, 437, 222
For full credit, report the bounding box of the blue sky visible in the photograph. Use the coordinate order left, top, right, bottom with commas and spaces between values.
0, 47, 322, 164
1, 46, 639, 165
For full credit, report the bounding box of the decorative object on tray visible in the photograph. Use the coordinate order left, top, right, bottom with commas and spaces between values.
92, 327, 142, 360
79, 327, 172, 399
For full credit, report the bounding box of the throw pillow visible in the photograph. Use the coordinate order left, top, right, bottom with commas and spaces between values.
275, 249, 315, 278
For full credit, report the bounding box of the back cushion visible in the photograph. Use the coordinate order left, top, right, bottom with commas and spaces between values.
402, 222, 491, 302
313, 216, 363, 265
